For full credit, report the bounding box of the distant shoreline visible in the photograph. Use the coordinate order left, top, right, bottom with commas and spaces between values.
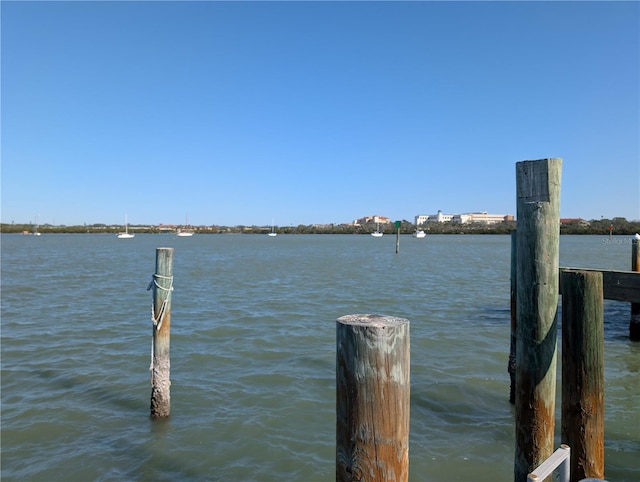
2, 218, 639, 236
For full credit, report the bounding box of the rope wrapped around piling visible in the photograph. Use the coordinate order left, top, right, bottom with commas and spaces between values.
147, 273, 173, 379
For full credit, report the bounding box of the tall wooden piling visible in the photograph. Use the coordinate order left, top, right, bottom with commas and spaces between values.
336, 314, 410, 482
509, 229, 517, 404
150, 247, 174, 419
560, 269, 604, 482
514, 158, 562, 481
631, 236, 640, 341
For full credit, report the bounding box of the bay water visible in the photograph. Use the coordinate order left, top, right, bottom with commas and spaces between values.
1, 233, 638, 481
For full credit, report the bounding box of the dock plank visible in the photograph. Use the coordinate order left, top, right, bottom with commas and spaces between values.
559, 268, 640, 303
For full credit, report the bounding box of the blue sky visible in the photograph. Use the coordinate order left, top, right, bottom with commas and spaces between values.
2, 1, 638, 227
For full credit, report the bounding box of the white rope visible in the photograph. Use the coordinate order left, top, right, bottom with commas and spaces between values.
148, 274, 174, 331
147, 274, 174, 380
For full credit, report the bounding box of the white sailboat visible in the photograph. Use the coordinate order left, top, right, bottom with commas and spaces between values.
268, 220, 277, 237
371, 223, 383, 237
117, 215, 135, 238
33, 215, 42, 236
177, 215, 194, 237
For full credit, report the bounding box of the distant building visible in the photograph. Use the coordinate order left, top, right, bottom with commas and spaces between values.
415, 210, 454, 225
415, 210, 514, 225
560, 218, 590, 226
461, 212, 514, 224
353, 215, 391, 226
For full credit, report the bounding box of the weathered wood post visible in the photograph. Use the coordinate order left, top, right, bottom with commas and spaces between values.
150, 247, 174, 419
509, 229, 517, 404
631, 235, 640, 341
395, 220, 401, 254
336, 314, 410, 482
514, 158, 562, 481
560, 269, 604, 482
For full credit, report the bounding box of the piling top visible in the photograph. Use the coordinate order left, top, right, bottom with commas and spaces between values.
516, 158, 562, 204
337, 314, 409, 328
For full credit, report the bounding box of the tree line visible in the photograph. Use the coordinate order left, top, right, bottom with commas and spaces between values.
2, 217, 639, 235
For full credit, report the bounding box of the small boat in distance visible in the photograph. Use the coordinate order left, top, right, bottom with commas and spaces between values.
177, 215, 194, 237
117, 215, 135, 239
371, 223, 383, 237
34, 215, 42, 236
413, 229, 426, 238
268, 220, 277, 237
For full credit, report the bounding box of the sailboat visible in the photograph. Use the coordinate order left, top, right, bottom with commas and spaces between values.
177, 215, 194, 237
117, 214, 135, 238
268, 220, 277, 237
371, 223, 383, 237
33, 215, 42, 236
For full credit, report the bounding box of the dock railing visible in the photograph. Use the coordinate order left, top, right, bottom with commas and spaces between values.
526, 444, 570, 482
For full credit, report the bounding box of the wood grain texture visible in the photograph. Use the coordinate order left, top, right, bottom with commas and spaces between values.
560, 270, 604, 482
631, 239, 640, 340
150, 247, 173, 419
514, 158, 562, 482
336, 314, 410, 482
559, 268, 640, 303
509, 230, 517, 404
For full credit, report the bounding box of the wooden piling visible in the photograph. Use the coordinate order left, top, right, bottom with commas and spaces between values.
514, 158, 562, 481
509, 229, 517, 404
631, 236, 640, 341
560, 269, 604, 482
336, 314, 410, 482
150, 247, 174, 419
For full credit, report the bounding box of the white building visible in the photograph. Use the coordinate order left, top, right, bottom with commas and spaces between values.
415, 210, 454, 225
415, 210, 514, 225
464, 212, 514, 224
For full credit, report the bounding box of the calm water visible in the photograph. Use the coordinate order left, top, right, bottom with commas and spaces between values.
1, 234, 638, 481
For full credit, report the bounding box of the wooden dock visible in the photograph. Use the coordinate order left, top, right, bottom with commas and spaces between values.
559, 267, 640, 303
